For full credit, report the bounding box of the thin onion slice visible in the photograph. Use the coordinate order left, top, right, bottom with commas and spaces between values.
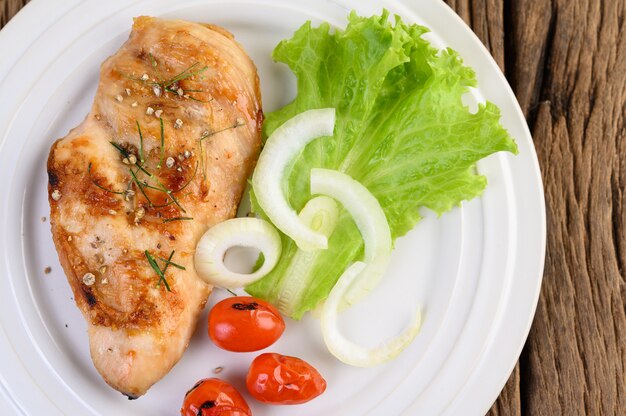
252, 108, 336, 251
310, 168, 391, 306
194, 218, 281, 289
277, 196, 339, 316
321, 262, 422, 367
297, 195, 339, 237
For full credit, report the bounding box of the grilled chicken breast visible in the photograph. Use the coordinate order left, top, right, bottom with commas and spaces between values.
47, 16, 262, 398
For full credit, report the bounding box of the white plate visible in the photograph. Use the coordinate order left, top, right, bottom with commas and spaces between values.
0, 0, 545, 415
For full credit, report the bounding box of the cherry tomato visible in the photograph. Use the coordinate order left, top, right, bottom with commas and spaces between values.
203, 405, 250, 416
246, 353, 326, 405
181, 378, 251, 416
209, 296, 285, 352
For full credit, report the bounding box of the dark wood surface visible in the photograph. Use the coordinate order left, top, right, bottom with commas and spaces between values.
2, 0, 624, 414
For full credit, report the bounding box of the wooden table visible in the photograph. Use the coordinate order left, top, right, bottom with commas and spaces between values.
2, 0, 624, 414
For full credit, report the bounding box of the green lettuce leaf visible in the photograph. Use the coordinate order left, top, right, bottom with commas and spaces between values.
246, 11, 518, 318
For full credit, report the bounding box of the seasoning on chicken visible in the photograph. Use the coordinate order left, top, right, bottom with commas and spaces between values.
47, 16, 262, 398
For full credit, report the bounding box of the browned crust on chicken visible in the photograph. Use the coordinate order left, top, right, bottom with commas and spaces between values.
47, 16, 262, 397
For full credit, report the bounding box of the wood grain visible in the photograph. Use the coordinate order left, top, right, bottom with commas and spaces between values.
0, 0, 28, 28
2, 0, 625, 414
446, 0, 626, 415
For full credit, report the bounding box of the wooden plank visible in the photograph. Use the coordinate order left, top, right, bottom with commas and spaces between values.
0, 0, 29, 28
449, 1, 626, 415
519, 0, 626, 413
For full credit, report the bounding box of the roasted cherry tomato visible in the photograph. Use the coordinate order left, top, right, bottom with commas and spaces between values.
209, 296, 285, 352
203, 405, 250, 416
181, 378, 251, 416
246, 353, 326, 404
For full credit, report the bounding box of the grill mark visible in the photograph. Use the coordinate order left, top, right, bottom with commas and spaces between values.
48, 169, 60, 186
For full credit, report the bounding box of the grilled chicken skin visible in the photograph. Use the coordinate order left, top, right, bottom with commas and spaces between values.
47, 16, 262, 398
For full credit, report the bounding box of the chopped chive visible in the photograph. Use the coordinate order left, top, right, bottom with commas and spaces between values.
129, 169, 154, 206
151, 192, 191, 208
164, 190, 185, 213
161, 250, 175, 275
197, 137, 206, 181
158, 252, 186, 270
163, 216, 194, 224
109, 141, 130, 158
105, 98, 195, 216
122, 57, 208, 102
110, 141, 153, 177
157, 117, 165, 169
174, 162, 199, 193
120, 72, 159, 85
134, 161, 153, 177
88, 163, 125, 195
150, 175, 187, 213
165, 62, 199, 86
145, 250, 171, 291
199, 123, 240, 142
140, 181, 166, 192
187, 95, 213, 103
136, 121, 144, 163
164, 63, 208, 88
226, 288, 237, 296
163, 85, 211, 102
148, 53, 164, 82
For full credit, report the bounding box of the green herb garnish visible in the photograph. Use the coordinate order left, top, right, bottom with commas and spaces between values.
199, 122, 242, 142
88, 163, 125, 195
151, 192, 192, 208
109, 141, 130, 158
174, 162, 199, 193
125, 56, 209, 101
129, 168, 154, 206
136, 121, 145, 163
157, 117, 165, 169
163, 216, 194, 223
197, 137, 206, 181
145, 250, 171, 291
158, 252, 186, 270
164, 62, 208, 88
109, 136, 189, 212
148, 53, 165, 82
